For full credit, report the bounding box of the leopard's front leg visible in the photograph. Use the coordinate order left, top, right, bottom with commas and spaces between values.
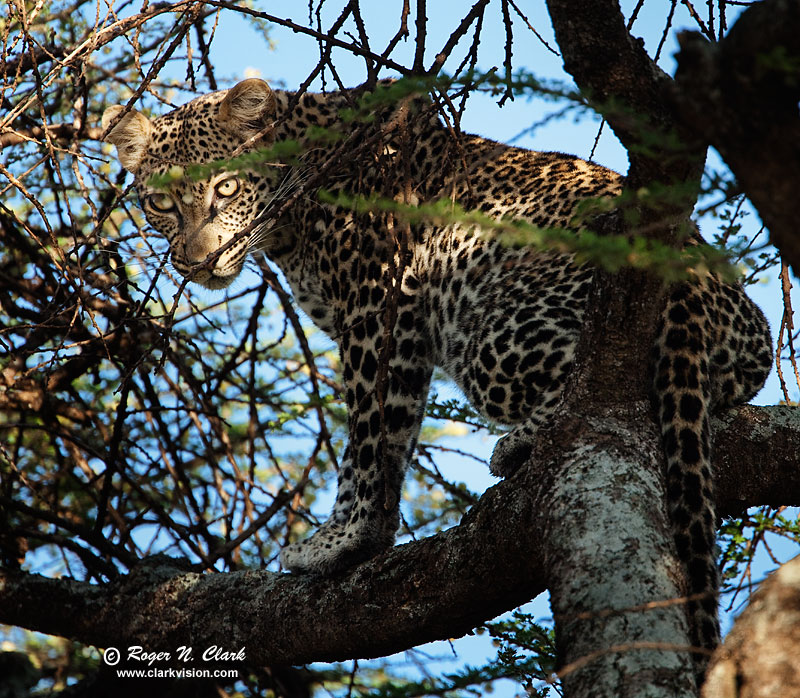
281, 314, 433, 575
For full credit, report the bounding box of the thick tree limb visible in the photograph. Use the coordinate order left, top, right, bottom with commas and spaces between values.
544, 0, 705, 194
702, 555, 800, 698
672, 0, 800, 275
713, 405, 800, 514
0, 405, 796, 667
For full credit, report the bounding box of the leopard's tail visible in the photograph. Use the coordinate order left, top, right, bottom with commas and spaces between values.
652, 281, 720, 672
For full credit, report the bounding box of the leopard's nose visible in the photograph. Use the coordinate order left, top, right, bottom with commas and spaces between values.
184, 226, 220, 264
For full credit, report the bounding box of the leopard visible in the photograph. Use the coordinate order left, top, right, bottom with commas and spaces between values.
102, 78, 772, 662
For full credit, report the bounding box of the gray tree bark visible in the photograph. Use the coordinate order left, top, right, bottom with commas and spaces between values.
544, 413, 696, 697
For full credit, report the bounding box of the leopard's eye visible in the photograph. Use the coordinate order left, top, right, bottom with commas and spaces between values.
146, 193, 176, 214
214, 177, 240, 198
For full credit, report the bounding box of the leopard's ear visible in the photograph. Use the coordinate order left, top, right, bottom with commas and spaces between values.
102, 106, 152, 174
218, 79, 277, 144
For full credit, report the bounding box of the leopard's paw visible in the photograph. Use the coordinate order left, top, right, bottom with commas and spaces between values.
280, 521, 393, 575
489, 429, 536, 478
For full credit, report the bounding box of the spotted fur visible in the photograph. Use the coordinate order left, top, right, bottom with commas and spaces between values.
103, 79, 772, 661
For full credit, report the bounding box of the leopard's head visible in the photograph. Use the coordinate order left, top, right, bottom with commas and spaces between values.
103, 79, 279, 289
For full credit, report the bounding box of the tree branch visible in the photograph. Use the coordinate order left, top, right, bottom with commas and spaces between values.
0, 405, 796, 667
672, 0, 800, 275
544, 0, 705, 194
713, 405, 800, 515
0, 124, 104, 150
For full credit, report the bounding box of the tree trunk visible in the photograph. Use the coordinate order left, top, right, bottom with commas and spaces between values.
544, 411, 697, 697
